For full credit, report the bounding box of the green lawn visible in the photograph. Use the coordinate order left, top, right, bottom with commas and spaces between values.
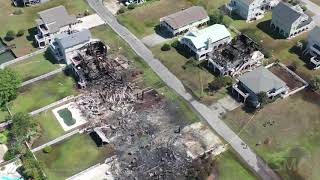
151, 42, 228, 104
222, 91, 320, 180
36, 134, 114, 180
117, 0, 192, 38
32, 110, 65, 148
0, 0, 91, 57
216, 150, 257, 180
8, 52, 60, 81
7, 73, 78, 115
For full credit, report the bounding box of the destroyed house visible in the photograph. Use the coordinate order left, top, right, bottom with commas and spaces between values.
160, 6, 209, 36
271, 2, 314, 39
207, 35, 264, 76
179, 24, 232, 60
304, 26, 320, 69
34, 6, 77, 48
232, 66, 288, 107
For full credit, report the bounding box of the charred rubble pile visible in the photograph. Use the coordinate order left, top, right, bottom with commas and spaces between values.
72, 41, 213, 179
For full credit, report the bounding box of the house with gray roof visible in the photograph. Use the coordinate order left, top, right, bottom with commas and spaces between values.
232, 66, 288, 107
34, 6, 78, 48
226, 0, 278, 22
179, 24, 231, 60
304, 25, 320, 69
271, 2, 314, 39
160, 6, 209, 37
49, 29, 92, 64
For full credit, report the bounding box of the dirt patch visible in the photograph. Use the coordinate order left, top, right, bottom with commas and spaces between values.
269, 64, 304, 90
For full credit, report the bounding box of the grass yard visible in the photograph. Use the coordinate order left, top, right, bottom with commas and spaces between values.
117, 0, 192, 38
188, 0, 229, 10
7, 73, 78, 115
216, 150, 257, 180
0, 0, 91, 57
151, 42, 228, 104
36, 134, 114, 180
222, 91, 320, 180
32, 110, 65, 148
229, 13, 320, 80
7, 52, 60, 81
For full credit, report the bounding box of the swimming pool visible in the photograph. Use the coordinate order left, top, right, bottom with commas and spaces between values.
0, 176, 22, 180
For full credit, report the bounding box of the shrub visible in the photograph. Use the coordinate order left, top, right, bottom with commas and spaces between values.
117, 7, 126, 14
301, 5, 307, 11
171, 41, 179, 48
127, 4, 136, 10
257, 92, 268, 107
3, 149, 17, 161
161, 43, 171, 51
0, 130, 9, 144
288, 61, 298, 72
42, 146, 52, 153
5, 30, 16, 41
13, 9, 23, 15
16, 29, 24, 37
209, 76, 233, 91
209, 10, 223, 25
310, 75, 320, 91
84, 10, 90, 16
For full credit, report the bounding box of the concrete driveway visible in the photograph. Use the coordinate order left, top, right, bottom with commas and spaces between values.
75, 14, 105, 31
141, 33, 172, 47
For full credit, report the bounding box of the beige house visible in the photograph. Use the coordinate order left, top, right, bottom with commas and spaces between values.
160, 6, 209, 37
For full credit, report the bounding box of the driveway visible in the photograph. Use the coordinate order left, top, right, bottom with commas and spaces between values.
75, 14, 105, 31
209, 95, 242, 117
141, 33, 171, 47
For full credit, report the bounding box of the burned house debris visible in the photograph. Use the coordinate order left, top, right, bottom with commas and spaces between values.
207, 35, 264, 76
55, 33, 226, 178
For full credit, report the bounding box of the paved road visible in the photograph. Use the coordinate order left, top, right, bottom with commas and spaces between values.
301, 0, 320, 16
88, 0, 280, 179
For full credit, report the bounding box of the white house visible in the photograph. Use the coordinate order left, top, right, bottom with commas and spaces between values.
179, 24, 232, 60
226, 0, 278, 22
34, 6, 78, 48
271, 2, 314, 39
49, 29, 92, 64
160, 6, 209, 37
304, 26, 320, 69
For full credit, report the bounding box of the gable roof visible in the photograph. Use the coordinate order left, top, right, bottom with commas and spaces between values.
182, 24, 231, 49
239, 0, 256, 5
38, 5, 77, 33
161, 6, 208, 30
272, 2, 303, 26
239, 66, 286, 94
57, 29, 91, 50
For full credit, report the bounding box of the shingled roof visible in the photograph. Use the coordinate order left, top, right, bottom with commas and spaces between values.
272, 2, 302, 26
37, 5, 77, 33
161, 6, 208, 30
239, 66, 286, 94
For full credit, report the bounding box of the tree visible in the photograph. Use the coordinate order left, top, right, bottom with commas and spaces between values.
7, 113, 37, 155
161, 43, 171, 51
21, 150, 46, 180
257, 92, 268, 107
5, 30, 16, 41
0, 69, 21, 106
16, 29, 25, 37
310, 75, 320, 91
42, 146, 52, 153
